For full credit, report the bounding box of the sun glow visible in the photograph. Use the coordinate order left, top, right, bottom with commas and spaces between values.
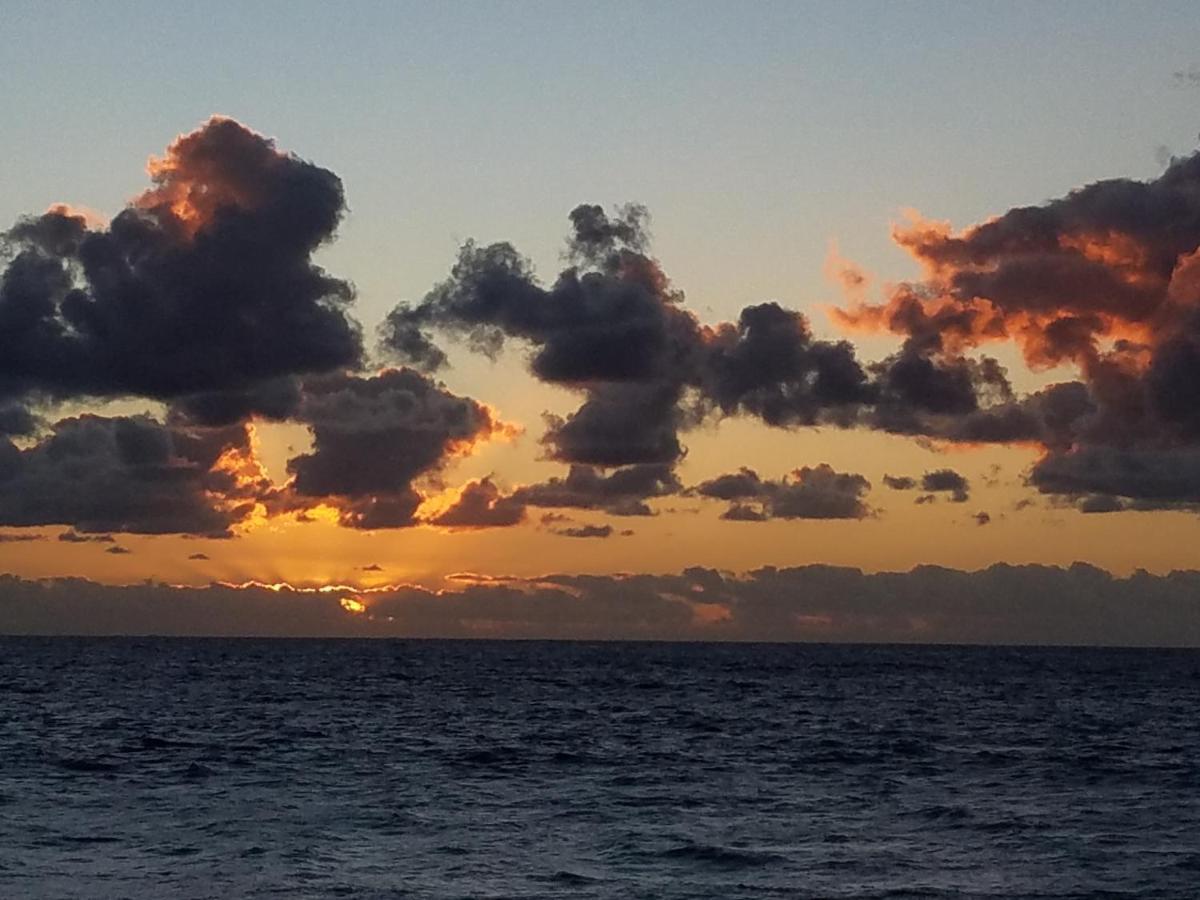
339, 596, 366, 614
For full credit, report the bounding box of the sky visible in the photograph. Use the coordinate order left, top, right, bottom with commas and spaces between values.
2, 2, 1200, 639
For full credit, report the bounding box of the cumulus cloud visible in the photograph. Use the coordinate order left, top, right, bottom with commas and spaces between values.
381, 209, 701, 468
382, 205, 1002, 496
512, 463, 680, 517
552, 524, 614, 539
0, 121, 524, 538
1031, 445, 1200, 512
829, 151, 1200, 511
0, 118, 360, 424
885, 469, 969, 503
695, 464, 872, 521
280, 369, 508, 529
428, 478, 525, 529
0, 415, 262, 535
920, 469, 971, 503
8, 120, 1200, 531
3, 565, 1199, 645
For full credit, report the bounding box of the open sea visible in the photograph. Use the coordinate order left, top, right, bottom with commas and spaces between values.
1, 638, 1197, 899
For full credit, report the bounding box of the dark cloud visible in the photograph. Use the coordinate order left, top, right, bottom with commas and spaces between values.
921, 469, 970, 503
512, 463, 680, 517
874, 347, 1006, 418
1030, 445, 1200, 512
0, 403, 38, 437
541, 382, 686, 466
722, 503, 769, 522
925, 380, 1095, 447
695, 465, 872, 521
3, 565, 1199, 646
383, 204, 1024, 489
60, 531, 116, 543
281, 369, 503, 529
973, 511, 992, 526
11, 125, 1200, 527
700, 302, 872, 426
0, 532, 44, 543
552, 524, 613, 539
885, 468, 970, 505
0, 118, 361, 422
428, 478, 525, 529
828, 152, 1200, 510
188, 552, 210, 560
0, 415, 261, 536
105, 546, 131, 555
381, 208, 703, 469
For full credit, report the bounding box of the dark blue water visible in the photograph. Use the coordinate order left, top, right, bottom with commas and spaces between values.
1, 639, 1198, 899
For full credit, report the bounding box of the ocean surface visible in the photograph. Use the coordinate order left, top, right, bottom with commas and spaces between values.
1, 639, 1198, 899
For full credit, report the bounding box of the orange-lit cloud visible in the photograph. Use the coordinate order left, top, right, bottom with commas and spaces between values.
136, 116, 283, 237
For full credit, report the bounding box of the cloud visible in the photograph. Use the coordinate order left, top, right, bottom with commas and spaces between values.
511, 463, 680, 517
0, 403, 38, 437
886, 469, 970, 503
105, 546, 131, 555
0, 415, 262, 535
920, 469, 970, 503
1030, 445, 1200, 511
59, 531, 116, 543
0, 117, 361, 424
700, 302, 873, 426
382, 204, 1021, 496
0, 532, 44, 543
552, 524, 613, 539
0, 119, 519, 537
973, 511, 992, 526
9, 123, 1200, 526
541, 382, 687, 466
381, 210, 703, 469
3, 565, 1199, 645
188, 552, 210, 560
695, 464, 872, 521
279, 369, 507, 529
827, 152, 1200, 510
428, 478, 525, 529
384, 218, 892, 439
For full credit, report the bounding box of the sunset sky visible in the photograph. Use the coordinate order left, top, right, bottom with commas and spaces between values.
3, 2, 1200, 639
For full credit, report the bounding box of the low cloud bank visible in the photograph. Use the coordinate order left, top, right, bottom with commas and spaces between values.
1, 565, 1197, 646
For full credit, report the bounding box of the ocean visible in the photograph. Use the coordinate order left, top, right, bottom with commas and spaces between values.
1, 638, 1197, 899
